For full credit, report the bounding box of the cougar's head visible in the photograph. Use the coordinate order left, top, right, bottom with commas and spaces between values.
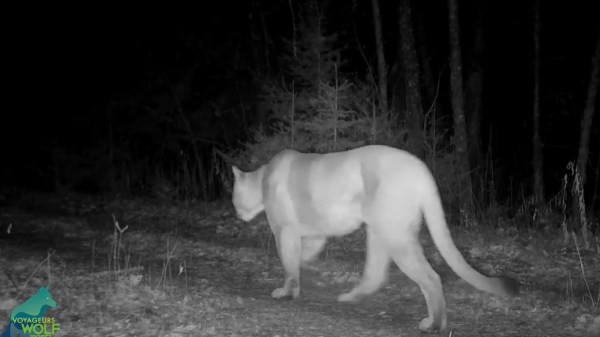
231, 165, 265, 221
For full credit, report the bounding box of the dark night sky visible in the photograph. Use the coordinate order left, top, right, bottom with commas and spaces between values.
3, 1, 599, 196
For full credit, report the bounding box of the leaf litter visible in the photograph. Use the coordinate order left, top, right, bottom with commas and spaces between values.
0, 193, 598, 336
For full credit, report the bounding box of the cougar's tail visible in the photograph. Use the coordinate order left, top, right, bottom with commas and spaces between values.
421, 179, 518, 297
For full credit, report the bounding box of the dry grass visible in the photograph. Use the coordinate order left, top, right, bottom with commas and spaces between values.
0, 194, 598, 336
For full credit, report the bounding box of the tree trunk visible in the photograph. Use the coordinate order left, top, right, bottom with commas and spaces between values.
572, 31, 600, 233
448, 0, 473, 210
371, 0, 388, 112
466, 1, 485, 205
106, 100, 116, 193
415, 14, 435, 108
398, 0, 424, 157
532, 0, 545, 213
576, 32, 600, 191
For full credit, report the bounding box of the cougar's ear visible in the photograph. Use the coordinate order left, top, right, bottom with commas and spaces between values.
232, 165, 242, 179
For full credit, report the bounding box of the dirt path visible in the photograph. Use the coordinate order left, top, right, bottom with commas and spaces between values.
0, 197, 598, 336
181, 241, 529, 336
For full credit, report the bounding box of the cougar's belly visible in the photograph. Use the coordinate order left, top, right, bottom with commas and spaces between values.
298, 199, 364, 236
264, 182, 364, 237
289, 173, 365, 237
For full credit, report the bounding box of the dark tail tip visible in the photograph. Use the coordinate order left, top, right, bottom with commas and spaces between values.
499, 277, 520, 297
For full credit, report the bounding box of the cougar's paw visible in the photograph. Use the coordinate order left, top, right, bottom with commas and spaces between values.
271, 287, 290, 299
337, 290, 362, 303
418, 317, 446, 333
271, 286, 300, 299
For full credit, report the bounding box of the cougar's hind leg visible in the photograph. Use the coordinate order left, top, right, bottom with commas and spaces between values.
301, 236, 327, 264
338, 226, 390, 302
390, 239, 447, 332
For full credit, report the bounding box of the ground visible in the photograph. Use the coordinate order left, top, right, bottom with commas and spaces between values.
0, 193, 598, 336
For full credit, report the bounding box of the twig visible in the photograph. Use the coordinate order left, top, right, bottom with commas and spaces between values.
47, 249, 52, 287
16, 249, 56, 299
571, 230, 596, 306
4, 270, 19, 290
157, 240, 178, 289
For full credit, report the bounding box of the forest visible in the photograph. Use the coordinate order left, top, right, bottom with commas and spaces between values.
0, 0, 599, 336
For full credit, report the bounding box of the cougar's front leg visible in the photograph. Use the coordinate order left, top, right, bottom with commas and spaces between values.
271, 225, 302, 299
